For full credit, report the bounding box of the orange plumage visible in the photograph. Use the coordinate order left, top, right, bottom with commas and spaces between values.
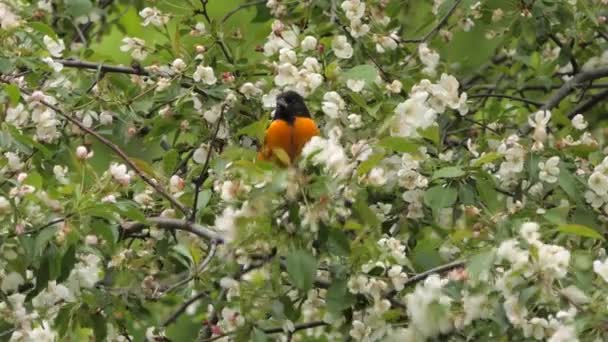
257, 91, 319, 166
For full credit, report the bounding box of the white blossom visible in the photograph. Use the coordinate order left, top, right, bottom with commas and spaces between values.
405, 275, 453, 338
418, 43, 440, 76
193, 65, 217, 85
538, 156, 560, 183
392, 91, 437, 138
332, 35, 353, 59
321, 91, 346, 119
1, 272, 24, 293
43, 35, 65, 57
75, 145, 93, 160
120, 37, 147, 60
300, 36, 317, 51
42, 57, 63, 72
593, 258, 608, 283
571, 114, 588, 130
0, 3, 21, 29
239, 82, 262, 99
139, 7, 169, 27
386, 80, 402, 94
109, 163, 131, 185
347, 79, 365, 92
6, 104, 29, 127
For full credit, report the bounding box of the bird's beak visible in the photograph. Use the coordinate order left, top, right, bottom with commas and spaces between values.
276, 98, 288, 109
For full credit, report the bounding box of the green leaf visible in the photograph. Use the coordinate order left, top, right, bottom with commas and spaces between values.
411, 235, 442, 271
326, 279, 355, 313
341, 64, 378, 84
467, 249, 496, 280
475, 173, 502, 213
424, 186, 457, 210
29, 22, 57, 39
558, 167, 579, 201
472, 152, 501, 167
162, 150, 179, 175
2, 83, 20, 106
91, 312, 108, 341
432, 166, 466, 180
24, 172, 43, 189
237, 118, 269, 142
285, 250, 317, 293
252, 328, 269, 342
35, 227, 58, 257
65, 0, 93, 17
556, 224, 605, 241
272, 147, 291, 165
543, 207, 568, 225
378, 137, 418, 153
57, 245, 76, 283
353, 192, 380, 228
418, 125, 440, 147
130, 158, 157, 179
357, 153, 385, 176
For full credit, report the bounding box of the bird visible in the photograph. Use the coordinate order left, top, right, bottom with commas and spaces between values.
257, 91, 320, 166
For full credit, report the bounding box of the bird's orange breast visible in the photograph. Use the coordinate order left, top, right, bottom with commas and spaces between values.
257, 117, 319, 165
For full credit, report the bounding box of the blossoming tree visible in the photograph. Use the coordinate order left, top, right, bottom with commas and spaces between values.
1, 0, 608, 341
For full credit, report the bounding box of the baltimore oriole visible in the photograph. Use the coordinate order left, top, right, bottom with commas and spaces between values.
257, 91, 320, 165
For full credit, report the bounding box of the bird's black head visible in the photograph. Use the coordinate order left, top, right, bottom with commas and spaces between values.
273, 90, 310, 124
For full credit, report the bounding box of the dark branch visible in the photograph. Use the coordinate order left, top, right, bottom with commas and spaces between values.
122, 217, 223, 242
565, 88, 608, 119
56, 59, 148, 75
222, 0, 266, 23
400, 0, 463, 43
190, 106, 227, 222
161, 291, 209, 327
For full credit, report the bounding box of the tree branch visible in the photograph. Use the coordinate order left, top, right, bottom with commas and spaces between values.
541, 67, 608, 111
56, 59, 148, 75
122, 217, 223, 242
403, 260, 465, 286
400, 0, 463, 43
519, 67, 608, 134
565, 88, 608, 118
263, 321, 328, 335
222, 0, 266, 23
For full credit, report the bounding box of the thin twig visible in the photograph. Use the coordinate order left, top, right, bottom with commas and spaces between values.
190, 106, 227, 222
400, 0, 463, 43
56, 59, 148, 75
163, 242, 219, 294
548, 33, 579, 74
162, 291, 209, 327
468, 93, 542, 107
403, 260, 465, 286
262, 321, 327, 334
222, 0, 266, 23
122, 217, 223, 242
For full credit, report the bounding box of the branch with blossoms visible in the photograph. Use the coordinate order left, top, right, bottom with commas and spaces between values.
2, 81, 190, 216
